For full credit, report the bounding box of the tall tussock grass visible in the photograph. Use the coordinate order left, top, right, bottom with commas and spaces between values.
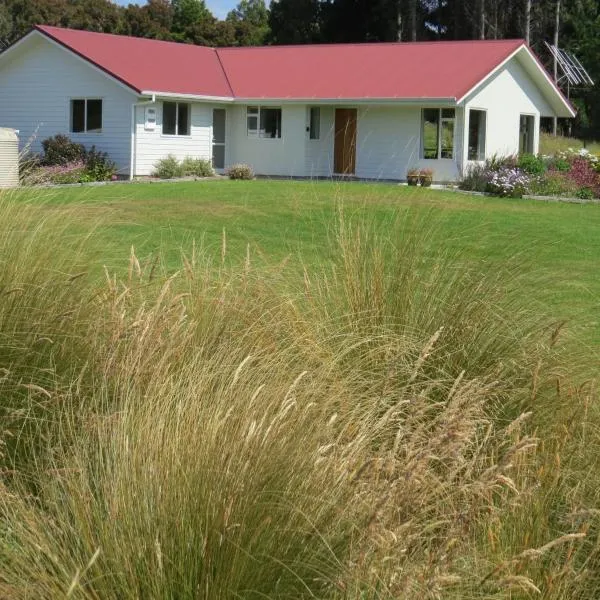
0, 192, 599, 598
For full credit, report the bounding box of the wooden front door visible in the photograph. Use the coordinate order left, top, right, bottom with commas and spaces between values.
334, 108, 357, 175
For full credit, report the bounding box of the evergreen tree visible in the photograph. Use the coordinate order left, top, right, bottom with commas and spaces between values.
268, 0, 323, 44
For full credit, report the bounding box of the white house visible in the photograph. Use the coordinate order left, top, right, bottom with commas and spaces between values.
0, 25, 575, 182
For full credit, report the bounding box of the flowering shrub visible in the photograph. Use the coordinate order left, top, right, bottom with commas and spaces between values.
24, 135, 117, 185
486, 167, 530, 198
565, 158, 600, 197
22, 161, 89, 185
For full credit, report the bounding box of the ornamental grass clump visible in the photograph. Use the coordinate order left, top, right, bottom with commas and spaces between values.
1, 193, 600, 598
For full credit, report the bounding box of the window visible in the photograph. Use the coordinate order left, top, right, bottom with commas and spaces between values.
309, 107, 320, 140
247, 106, 282, 138
468, 109, 486, 161
421, 108, 455, 159
70, 99, 102, 133
163, 102, 191, 136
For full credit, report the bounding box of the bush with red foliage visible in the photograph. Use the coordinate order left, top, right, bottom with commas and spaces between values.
567, 158, 600, 195
566, 158, 600, 197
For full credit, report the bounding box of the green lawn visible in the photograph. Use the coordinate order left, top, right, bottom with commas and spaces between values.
9, 178, 600, 345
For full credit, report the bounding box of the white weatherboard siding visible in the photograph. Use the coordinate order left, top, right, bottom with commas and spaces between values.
356, 106, 462, 182
134, 101, 215, 176
0, 35, 135, 174
463, 57, 553, 162
304, 105, 463, 182
227, 105, 307, 176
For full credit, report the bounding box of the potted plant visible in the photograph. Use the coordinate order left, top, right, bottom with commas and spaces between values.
406, 167, 420, 186
419, 168, 434, 187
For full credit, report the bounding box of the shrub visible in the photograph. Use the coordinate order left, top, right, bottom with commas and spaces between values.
41, 134, 86, 166
486, 166, 530, 198
84, 146, 117, 181
528, 170, 579, 197
575, 186, 595, 200
518, 153, 546, 175
487, 153, 518, 171
227, 163, 254, 180
549, 157, 571, 172
153, 155, 184, 179
181, 156, 215, 177
566, 157, 600, 196
459, 162, 489, 192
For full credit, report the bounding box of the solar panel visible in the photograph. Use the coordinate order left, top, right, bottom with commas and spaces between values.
545, 42, 594, 87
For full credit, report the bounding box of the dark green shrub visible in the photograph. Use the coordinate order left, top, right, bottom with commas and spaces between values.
181, 157, 214, 177
41, 134, 86, 166
552, 158, 571, 172
518, 153, 546, 175
575, 187, 595, 200
227, 163, 254, 180
85, 146, 116, 181
153, 155, 184, 179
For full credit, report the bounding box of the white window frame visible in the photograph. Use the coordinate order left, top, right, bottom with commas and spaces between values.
162, 101, 191, 137
247, 106, 282, 139
421, 108, 456, 160
70, 98, 103, 134
467, 108, 487, 162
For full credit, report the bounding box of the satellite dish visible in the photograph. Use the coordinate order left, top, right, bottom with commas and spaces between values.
544, 42, 594, 88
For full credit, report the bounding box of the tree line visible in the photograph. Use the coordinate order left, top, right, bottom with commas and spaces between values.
0, 0, 598, 137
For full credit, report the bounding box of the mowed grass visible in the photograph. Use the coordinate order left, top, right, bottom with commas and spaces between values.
12, 179, 600, 347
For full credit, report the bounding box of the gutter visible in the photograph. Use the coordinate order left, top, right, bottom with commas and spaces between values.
130, 94, 156, 181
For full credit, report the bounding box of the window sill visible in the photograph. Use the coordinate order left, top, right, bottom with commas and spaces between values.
160, 134, 193, 139
247, 136, 283, 141
70, 131, 103, 135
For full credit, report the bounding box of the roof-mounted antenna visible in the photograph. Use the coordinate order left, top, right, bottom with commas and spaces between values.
544, 42, 594, 91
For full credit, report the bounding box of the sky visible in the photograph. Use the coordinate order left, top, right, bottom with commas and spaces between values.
113, 1, 266, 20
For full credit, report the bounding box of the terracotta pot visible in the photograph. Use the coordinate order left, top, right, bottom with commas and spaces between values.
419, 175, 433, 187
407, 175, 420, 186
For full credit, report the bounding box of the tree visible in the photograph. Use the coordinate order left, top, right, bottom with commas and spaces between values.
124, 0, 174, 40
0, 3, 13, 47
321, 0, 398, 43
268, 0, 323, 44
226, 0, 270, 45
172, 0, 212, 34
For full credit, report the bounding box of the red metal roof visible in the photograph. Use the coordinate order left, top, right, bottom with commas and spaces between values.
35, 25, 524, 100
218, 40, 524, 99
36, 25, 233, 97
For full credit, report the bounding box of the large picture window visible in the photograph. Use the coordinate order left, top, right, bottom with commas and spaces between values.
421, 108, 455, 159
468, 109, 487, 161
163, 102, 191, 136
247, 106, 282, 139
70, 99, 102, 133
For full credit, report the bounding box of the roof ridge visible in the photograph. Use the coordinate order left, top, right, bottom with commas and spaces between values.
217, 38, 525, 51
36, 25, 524, 52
